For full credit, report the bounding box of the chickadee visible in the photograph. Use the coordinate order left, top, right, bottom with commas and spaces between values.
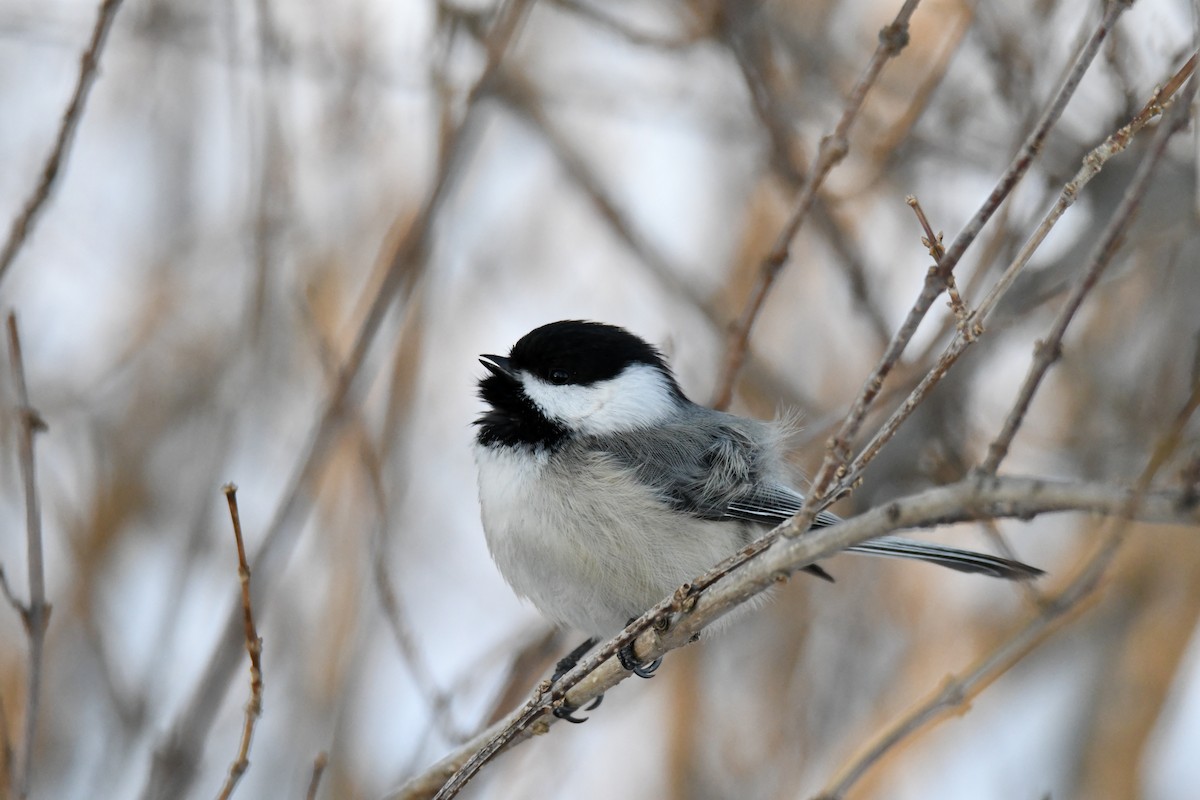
474, 321, 1040, 714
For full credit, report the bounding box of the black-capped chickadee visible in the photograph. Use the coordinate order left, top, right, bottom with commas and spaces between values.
474, 321, 1040, 715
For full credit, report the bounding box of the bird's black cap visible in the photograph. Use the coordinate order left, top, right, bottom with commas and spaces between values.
507, 320, 679, 389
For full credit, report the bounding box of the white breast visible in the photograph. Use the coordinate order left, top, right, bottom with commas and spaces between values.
473, 442, 749, 636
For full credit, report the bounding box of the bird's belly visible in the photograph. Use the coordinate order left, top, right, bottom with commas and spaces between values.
474, 445, 744, 636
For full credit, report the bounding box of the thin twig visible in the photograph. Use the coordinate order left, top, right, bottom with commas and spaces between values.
814, 351, 1200, 800
973, 49, 1197, 325
841, 50, 1197, 490
978, 74, 1196, 474
6, 313, 51, 800
722, 7, 893, 349
907, 195, 967, 323
215, 485, 264, 800
713, 0, 923, 410
397, 475, 1200, 800
305, 752, 328, 800
868, 6, 974, 167
0, 0, 126, 288
906, 196, 942, 257
792, 1, 1128, 537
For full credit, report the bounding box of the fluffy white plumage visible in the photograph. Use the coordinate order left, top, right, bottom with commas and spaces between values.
476, 441, 751, 635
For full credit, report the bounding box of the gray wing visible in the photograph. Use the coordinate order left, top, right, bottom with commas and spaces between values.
590, 416, 1041, 581
725, 483, 843, 529
589, 415, 839, 580
588, 414, 838, 530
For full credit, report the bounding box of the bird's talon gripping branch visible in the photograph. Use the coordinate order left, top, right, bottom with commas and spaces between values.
617, 642, 661, 678
552, 695, 602, 724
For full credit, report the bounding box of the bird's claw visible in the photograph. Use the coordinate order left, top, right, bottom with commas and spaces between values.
552, 694, 603, 724
618, 642, 661, 678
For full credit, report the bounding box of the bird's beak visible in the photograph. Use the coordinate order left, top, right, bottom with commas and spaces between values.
479, 354, 518, 381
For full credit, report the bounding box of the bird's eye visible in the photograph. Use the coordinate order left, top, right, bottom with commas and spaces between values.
548, 368, 570, 385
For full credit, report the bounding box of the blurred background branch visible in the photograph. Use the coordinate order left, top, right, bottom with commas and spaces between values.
0, 0, 124, 287
4, 313, 50, 800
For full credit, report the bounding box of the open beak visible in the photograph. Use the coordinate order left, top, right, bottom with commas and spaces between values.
479, 354, 518, 381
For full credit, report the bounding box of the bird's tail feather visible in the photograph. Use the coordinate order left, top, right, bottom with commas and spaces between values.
845, 536, 1043, 580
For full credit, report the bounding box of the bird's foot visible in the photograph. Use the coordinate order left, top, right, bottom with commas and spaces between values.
553, 694, 603, 724
550, 636, 602, 722
617, 641, 661, 678
552, 636, 599, 684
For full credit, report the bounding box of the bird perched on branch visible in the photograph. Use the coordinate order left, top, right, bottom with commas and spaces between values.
473, 320, 1041, 719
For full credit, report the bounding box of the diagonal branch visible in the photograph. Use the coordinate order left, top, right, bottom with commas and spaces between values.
789, 0, 1136, 537
814, 339, 1200, 800
979, 70, 1198, 474
722, 8, 895, 350
391, 474, 1200, 800
841, 49, 1196, 489
0, 0, 126, 288
713, 0, 923, 410
972, 50, 1198, 326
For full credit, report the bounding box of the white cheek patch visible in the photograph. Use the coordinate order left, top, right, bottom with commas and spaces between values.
520, 363, 679, 435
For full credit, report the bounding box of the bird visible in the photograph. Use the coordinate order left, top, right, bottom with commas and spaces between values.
473, 320, 1041, 719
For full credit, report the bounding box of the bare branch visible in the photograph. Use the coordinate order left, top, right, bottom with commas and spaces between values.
789, 38, 1195, 541
298, 287, 463, 742
0, 0, 126, 288
5, 312, 51, 800
831, 55, 1196, 489
723, 10, 893, 349
392, 475, 1200, 800
815, 349, 1200, 800
979, 73, 1197, 474
973, 49, 1198, 325
713, 0, 923, 410
214, 485, 265, 800
793, 0, 1133, 534
906, 195, 967, 322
